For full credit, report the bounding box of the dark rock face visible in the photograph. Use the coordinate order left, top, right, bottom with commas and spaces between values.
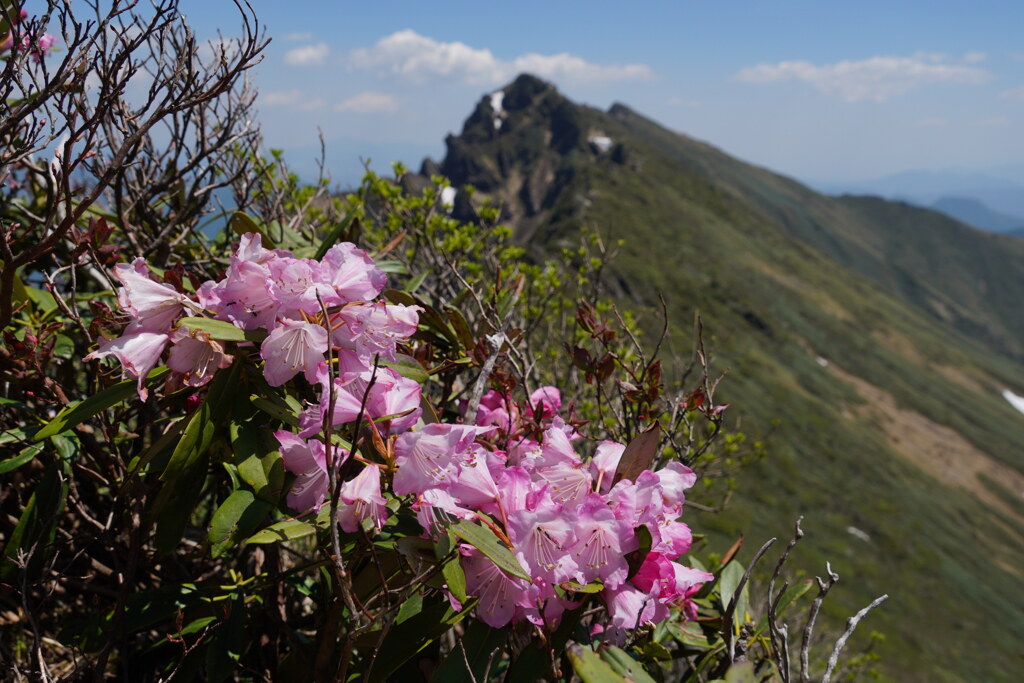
435, 73, 613, 241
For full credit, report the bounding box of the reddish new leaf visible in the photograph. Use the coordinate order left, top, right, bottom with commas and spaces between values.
613, 421, 662, 484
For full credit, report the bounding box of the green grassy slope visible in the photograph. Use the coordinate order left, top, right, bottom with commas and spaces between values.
439, 75, 1024, 681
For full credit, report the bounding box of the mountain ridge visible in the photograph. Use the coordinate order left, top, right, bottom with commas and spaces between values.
420, 73, 1024, 681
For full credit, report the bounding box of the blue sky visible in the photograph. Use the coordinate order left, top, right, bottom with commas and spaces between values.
181, 1, 1024, 188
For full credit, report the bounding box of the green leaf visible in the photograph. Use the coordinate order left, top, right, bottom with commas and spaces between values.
153, 362, 239, 553
724, 662, 758, 683
1, 464, 68, 581
381, 354, 431, 384
561, 580, 604, 594
245, 518, 316, 545
33, 367, 171, 441
666, 620, 711, 649
450, 519, 530, 581
313, 214, 357, 260
0, 442, 45, 474
718, 560, 744, 611
231, 397, 284, 503
396, 591, 424, 625
178, 317, 266, 343
374, 260, 408, 275
405, 270, 428, 293
568, 645, 622, 683
368, 597, 477, 683
446, 306, 475, 352
161, 364, 236, 483
52, 333, 75, 359
208, 490, 274, 558
250, 395, 299, 427
230, 211, 277, 248
442, 554, 468, 604
600, 646, 657, 683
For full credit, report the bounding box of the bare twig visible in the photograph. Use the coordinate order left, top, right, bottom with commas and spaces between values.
822, 594, 888, 683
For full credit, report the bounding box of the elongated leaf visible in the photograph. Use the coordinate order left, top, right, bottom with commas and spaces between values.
1, 465, 68, 581
161, 363, 236, 482
568, 645, 622, 683
245, 518, 316, 545
33, 367, 171, 441
724, 662, 758, 683
381, 354, 430, 384
614, 421, 662, 484
374, 260, 408, 275
250, 395, 299, 427
368, 597, 477, 683
666, 620, 711, 649
231, 397, 284, 503
450, 520, 530, 581
600, 645, 657, 683
313, 214, 356, 260
208, 490, 273, 558
153, 363, 239, 553
0, 442, 45, 474
179, 317, 265, 343
442, 555, 468, 603
719, 560, 744, 611
230, 211, 276, 248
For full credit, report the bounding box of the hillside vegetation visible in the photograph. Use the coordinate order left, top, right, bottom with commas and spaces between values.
431, 74, 1024, 681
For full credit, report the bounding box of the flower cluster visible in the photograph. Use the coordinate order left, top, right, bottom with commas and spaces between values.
89, 233, 710, 638
88, 233, 421, 409
394, 388, 713, 635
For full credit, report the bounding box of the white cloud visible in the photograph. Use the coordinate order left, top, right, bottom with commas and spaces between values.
285, 43, 330, 67
734, 55, 990, 102
260, 90, 324, 110
262, 89, 302, 106
963, 51, 987, 64
348, 29, 653, 86
335, 92, 400, 114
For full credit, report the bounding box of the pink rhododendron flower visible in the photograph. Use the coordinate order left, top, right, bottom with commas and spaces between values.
528, 385, 561, 419
85, 330, 169, 400
320, 242, 386, 302
260, 319, 328, 386
113, 258, 191, 333
461, 549, 531, 628
335, 301, 421, 361
268, 256, 333, 318
474, 390, 518, 432
590, 441, 625, 492
507, 497, 579, 584
337, 464, 388, 533
166, 327, 232, 387
276, 431, 332, 512
414, 489, 474, 536
570, 494, 638, 589
393, 424, 492, 496
203, 260, 279, 330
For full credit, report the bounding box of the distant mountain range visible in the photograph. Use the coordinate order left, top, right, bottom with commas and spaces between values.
813, 169, 1024, 232
930, 196, 1024, 236
415, 74, 1024, 681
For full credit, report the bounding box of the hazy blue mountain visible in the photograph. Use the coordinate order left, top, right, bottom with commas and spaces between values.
931, 196, 1024, 235
813, 169, 1024, 217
